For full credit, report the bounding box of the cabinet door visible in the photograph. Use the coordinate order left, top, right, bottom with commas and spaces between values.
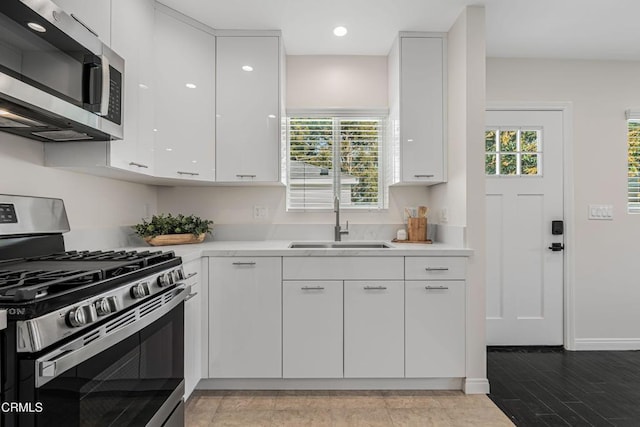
216, 36, 280, 182
52, 0, 111, 45
405, 281, 465, 377
182, 259, 202, 399
344, 281, 404, 378
210, 257, 281, 378
400, 37, 444, 183
154, 10, 215, 181
110, 0, 155, 174
283, 281, 343, 378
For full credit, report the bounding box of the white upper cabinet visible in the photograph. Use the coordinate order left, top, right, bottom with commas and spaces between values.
153, 9, 216, 181
109, 0, 155, 175
52, 0, 111, 45
389, 34, 446, 185
215, 35, 281, 183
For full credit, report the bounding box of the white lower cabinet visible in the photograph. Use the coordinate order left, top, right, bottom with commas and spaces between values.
209, 257, 282, 378
405, 280, 466, 378
344, 281, 404, 378
283, 281, 343, 378
183, 259, 203, 399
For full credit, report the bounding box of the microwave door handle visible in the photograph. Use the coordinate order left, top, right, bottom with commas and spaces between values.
98, 54, 110, 116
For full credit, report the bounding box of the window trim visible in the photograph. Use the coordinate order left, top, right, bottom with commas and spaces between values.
285, 108, 389, 212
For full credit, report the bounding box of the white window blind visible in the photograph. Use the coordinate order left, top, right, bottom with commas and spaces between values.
627, 110, 640, 212
286, 115, 386, 210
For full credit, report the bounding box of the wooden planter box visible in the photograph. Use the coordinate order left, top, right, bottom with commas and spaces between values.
144, 233, 205, 246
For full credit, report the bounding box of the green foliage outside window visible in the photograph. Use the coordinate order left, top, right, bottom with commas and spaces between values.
289, 117, 381, 207
628, 121, 640, 211
485, 129, 540, 176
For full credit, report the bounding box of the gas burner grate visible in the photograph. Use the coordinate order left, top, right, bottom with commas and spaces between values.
0, 269, 103, 301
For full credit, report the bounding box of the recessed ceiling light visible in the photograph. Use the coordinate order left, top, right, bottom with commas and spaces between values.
242, 65, 254, 72
139, 83, 149, 89
27, 22, 46, 33
165, 148, 173, 152
333, 26, 348, 37
191, 160, 197, 164
185, 83, 197, 89
267, 114, 276, 119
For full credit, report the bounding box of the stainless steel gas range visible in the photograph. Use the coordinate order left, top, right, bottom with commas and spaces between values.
0, 195, 187, 427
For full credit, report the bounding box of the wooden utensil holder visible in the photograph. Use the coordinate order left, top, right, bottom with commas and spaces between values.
407, 218, 427, 241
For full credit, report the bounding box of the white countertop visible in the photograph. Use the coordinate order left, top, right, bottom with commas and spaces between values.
123, 240, 472, 262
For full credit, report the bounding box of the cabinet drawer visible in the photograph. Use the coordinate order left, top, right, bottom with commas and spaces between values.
283, 257, 403, 280
405, 257, 466, 280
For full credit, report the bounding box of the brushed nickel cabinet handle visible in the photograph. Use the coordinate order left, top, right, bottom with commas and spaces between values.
425, 286, 449, 290
364, 286, 387, 290
301, 286, 325, 290
177, 171, 200, 176
232, 262, 256, 266
236, 174, 257, 178
425, 267, 449, 271
129, 162, 149, 168
414, 174, 435, 178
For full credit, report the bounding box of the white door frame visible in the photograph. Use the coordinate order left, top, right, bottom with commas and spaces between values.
486, 102, 576, 350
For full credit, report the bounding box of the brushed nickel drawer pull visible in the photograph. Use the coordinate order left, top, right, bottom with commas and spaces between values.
425, 267, 449, 271
301, 286, 325, 290
185, 272, 198, 279
364, 286, 387, 290
425, 286, 449, 290
232, 262, 256, 266
129, 161, 149, 168
236, 174, 257, 178
177, 171, 200, 176
414, 174, 434, 178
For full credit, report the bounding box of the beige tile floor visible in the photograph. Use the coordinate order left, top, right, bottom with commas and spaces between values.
185, 390, 514, 426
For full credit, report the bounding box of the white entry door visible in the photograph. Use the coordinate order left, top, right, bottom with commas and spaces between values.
485, 109, 565, 345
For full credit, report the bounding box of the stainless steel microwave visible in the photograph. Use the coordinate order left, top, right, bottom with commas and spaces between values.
0, 0, 124, 142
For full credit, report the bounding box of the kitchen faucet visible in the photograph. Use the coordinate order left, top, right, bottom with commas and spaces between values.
334, 196, 349, 241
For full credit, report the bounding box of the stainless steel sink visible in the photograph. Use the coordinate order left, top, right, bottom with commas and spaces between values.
288, 242, 392, 249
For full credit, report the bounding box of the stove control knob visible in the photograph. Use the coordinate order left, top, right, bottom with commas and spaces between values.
175, 268, 185, 281
157, 274, 168, 287
95, 297, 118, 316
66, 307, 87, 327
130, 282, 150, 299
167, 272, 175, 285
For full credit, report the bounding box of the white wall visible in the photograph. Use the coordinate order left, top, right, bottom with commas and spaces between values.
487, 58, 640, 349
429, 6, 488, 393
287, 55, 388, 109
0, 134, 157, 249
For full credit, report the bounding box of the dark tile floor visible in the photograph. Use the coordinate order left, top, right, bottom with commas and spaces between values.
487, 347, 640, 427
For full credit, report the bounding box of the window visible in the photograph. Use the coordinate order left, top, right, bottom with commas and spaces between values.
286, 113, 386, 210
627, 110, 640, 213
485, 128, 542, 176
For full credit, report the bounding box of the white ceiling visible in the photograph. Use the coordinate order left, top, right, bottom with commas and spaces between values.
158, 0, 640, 60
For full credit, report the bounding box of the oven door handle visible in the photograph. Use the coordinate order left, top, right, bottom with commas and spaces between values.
34, 285, 189, 388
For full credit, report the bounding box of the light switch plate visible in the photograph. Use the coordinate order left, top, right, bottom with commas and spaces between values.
588, 204, 613, 220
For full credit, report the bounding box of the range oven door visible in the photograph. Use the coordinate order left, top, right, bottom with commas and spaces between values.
17, 286, 186, 427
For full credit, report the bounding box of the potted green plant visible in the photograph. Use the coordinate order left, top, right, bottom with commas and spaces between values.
133, 213, 214, 246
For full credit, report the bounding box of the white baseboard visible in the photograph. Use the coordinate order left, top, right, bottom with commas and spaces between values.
463, 378, 490, 394
197, 378, 463, 390
573, 338, 640, 351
